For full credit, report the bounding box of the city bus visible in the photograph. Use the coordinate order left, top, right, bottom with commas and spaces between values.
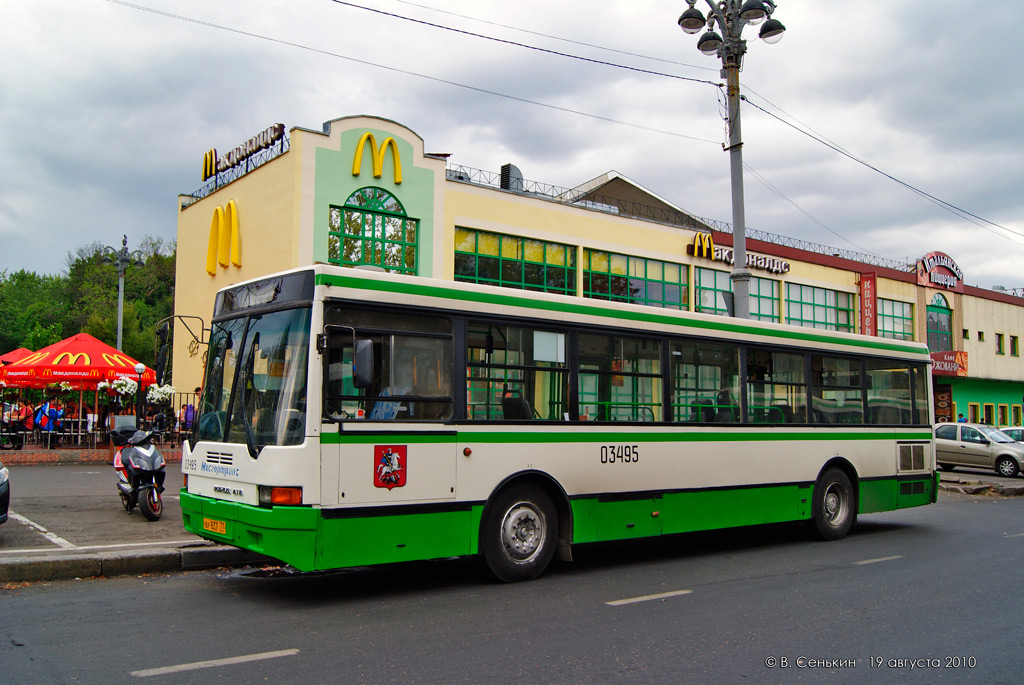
180, 265, 936, 581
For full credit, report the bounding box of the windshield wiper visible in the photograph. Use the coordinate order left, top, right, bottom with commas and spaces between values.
240, 332, 263, 458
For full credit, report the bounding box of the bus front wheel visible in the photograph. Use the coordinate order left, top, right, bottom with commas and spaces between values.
481, 485, 557, 582
811, 468, 855, 541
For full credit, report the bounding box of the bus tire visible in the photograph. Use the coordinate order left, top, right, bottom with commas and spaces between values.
480, 485, 557, 583
811, 468, 854, 541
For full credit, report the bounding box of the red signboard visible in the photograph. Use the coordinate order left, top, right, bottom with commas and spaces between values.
931, 351, 968, 377
859, 272, 877, 337
916, 251, 964, 292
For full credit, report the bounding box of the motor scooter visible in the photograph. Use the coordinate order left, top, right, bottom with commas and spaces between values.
111, 426, 166, 521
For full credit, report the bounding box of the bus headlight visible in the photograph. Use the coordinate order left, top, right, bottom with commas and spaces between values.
258, 485, 302, 507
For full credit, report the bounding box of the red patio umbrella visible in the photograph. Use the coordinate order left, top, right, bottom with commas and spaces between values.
0, 347, 33, 365
0, 333, 155, 388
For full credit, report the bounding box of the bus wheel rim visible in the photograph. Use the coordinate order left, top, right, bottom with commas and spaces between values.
500, 503, 545, 562
824, 484, 845, 524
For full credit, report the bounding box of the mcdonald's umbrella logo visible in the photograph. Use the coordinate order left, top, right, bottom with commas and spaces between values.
352, 132, 402, 184
207, 200, 241, 276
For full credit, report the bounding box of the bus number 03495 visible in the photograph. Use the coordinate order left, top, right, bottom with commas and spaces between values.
600, 445, 639, 464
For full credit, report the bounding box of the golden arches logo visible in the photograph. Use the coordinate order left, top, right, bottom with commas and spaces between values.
101, 353, 134, 368
54, 352, 91, 366
13, 351, 49, 366
352, 132, 402, 184
206, 200, 241, 276
202, 149, 218, 181
692, 232, 715, 259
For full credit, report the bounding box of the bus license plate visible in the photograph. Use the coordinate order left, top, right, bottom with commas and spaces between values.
203, 518, 227, 535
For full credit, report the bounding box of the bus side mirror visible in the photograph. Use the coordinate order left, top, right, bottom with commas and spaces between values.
353, 339, 374, 389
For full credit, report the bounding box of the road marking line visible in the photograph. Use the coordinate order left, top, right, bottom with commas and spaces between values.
853, 555, 903, 565
0, 539, 201, 555
1005, 532, 1024, 538
7, 512, 77, 549
131, 649, 299, 677
606, 590, 692, 606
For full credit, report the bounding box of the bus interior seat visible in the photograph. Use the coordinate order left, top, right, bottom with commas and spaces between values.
501, 391, 533, 420
771, 403, 795, 423
692, 399, 714, 422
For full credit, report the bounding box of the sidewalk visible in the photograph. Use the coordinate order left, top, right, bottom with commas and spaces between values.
0, 455, 274, 584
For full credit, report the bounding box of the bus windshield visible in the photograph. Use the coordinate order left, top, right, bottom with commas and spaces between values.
197, 306, 311, 452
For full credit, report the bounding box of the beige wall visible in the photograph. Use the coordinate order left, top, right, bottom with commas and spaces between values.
960, 292, 1024, 381
172, 151, 301, 393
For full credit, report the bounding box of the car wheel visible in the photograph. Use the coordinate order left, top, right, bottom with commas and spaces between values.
996, 457, 1019, 478
938, 463, 956, 471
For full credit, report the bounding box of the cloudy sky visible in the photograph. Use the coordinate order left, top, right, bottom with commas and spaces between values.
3, 0, 1023, 289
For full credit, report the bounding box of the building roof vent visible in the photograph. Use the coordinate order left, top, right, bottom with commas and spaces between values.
500, 163, 524, 193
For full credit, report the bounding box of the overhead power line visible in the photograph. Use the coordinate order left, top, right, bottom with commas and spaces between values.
327, 1, 719, 87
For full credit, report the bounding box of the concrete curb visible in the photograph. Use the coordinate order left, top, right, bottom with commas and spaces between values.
938, 481, 1024, 497
0, 544, 274, 583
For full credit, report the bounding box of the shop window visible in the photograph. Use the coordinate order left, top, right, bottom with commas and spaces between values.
996, 333, 1005, 355
328, 188, 417, 275
925, 294, 952, 352
584, 249, 688, 310
454, 227, 576, 296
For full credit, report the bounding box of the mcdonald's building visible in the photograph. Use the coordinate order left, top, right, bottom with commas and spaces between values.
174, 114, 1024, 427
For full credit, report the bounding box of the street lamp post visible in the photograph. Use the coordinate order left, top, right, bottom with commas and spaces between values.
102, 235, 146, 351
678, 0, 785, 319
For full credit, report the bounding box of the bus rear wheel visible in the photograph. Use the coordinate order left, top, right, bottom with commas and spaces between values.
481, 485, 557, 583
811, 468, 855, 541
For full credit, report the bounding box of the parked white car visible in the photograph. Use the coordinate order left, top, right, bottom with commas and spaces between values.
934, 423, 1024, 477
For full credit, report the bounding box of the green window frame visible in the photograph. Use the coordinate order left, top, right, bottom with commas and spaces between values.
996, 333, 1005, 355
878, 298, 914, 341
695, 268, 778, 321
454, 227, 576, 295
926, 293, 952, 352
1011, 336, 1019, 357
328, 187, 417, 275
583, 249, 687, 310
785, 283, 854, 332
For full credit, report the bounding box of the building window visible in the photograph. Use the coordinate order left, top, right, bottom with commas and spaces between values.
785, 283, 854, 332
328, 188, 417, 275
962, 329, 970, 340
695, 268, 778, 322
984, 403, 995, 425
1012, 336, 1019, 357
878, 299, 914, 340
750, 277, 780, 323
695, 268, 732, 316
454, 228, 575, 295
583, 250, 687, 310
1014, 405, 1022, 425
926, 294, 952, 352
996, 333, 1005, 355
999, 404, 1009, 425
968, 402, 980, 423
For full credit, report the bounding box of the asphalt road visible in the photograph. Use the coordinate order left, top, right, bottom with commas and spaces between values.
3, 489, 1024, 683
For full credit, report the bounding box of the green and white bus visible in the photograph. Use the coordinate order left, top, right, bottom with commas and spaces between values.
180, 265, 936, 581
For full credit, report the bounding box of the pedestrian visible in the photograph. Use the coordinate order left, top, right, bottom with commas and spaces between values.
957, 413, 966, 422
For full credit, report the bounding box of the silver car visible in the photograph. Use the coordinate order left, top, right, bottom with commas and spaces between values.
934, 423, 1024, 477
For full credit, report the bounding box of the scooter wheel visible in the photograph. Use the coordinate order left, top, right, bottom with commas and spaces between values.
120, 491, 135, 512
139, 488, 163, 521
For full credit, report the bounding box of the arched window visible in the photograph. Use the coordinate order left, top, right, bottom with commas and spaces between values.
926, 293, 952, 351
328, 187, 417, 275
